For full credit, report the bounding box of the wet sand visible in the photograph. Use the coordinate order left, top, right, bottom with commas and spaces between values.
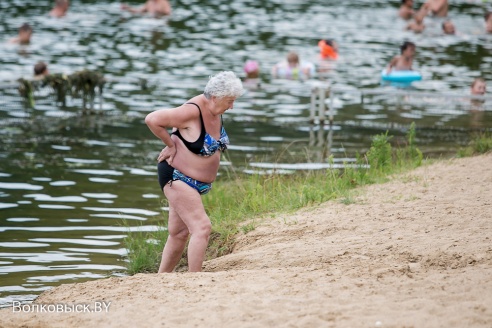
1, 154, 491, 328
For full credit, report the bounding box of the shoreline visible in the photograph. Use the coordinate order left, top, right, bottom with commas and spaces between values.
1, 154, 491, 328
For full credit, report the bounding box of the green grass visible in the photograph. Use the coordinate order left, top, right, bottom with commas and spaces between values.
457, 131, 492, 157
123, 124, 491, 274
121, 220, 168, 275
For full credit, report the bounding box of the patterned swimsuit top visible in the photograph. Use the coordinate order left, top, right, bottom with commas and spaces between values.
172, 102, 229, 157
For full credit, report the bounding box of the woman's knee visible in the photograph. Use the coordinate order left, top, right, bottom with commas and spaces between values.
192, 220, 212, 238
169, 227, 189, 241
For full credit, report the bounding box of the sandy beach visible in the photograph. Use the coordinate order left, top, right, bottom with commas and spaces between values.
1, 154, 491, 328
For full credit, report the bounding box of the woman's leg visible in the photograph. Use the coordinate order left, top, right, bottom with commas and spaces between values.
158, 202, 189, 273
163, 181, 212, 272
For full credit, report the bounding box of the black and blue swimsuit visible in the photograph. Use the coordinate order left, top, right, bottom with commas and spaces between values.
157, 102, 229, 194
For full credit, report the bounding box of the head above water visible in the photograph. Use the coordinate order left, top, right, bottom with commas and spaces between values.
442, 20, 455, 35
414, 13, 424, 24
244, 60, 260, 79
244, 60, 259, 72
318, 39, 338, 59
34, 62, 48, 76
471, 78, 486, 96
402, 0, 413, 6
55, 0, 69, 9
400, 41, 416, 55
286, 51, 300, 67
18, 23, 33, 44
203, 71, 244, 100
19, 23, 32, 34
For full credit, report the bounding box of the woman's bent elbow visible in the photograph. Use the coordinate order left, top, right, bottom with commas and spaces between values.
145, 113, 155, 127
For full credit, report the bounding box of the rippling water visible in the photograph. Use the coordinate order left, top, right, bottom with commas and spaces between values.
0, 0, 491, 307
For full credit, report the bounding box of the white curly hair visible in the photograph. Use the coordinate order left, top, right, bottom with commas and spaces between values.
204, 71, 244, 99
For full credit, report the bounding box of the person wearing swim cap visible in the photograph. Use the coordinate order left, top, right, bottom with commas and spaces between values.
318, 39, 338, 60
243, 60, 261, 89
244, 60, 260, 79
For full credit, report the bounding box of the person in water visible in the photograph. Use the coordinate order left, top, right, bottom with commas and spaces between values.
406, 12, 425, 33
244, 60, 260, 79
121, 0, 172, 17
442, 20, 455, 35
318, 39, 338, 60
399, 0, 415, 20
9, 23, 33, 44
271, 51, 314, 80
243, 60, 261, 89
33, 62, 49, 79
485, 12, 492, 34
386, 41, 416, 73
145, 71, 243, 273
471, 78, 486, 96
49, 0, 69, 18
419, 0, 448, 17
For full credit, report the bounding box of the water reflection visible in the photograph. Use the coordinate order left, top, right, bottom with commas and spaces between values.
0, 0, 491, 308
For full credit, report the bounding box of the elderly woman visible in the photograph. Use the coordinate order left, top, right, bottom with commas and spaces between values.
145, 71, 243, 272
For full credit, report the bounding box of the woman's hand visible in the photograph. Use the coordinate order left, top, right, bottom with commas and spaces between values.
157, 145, 176, 164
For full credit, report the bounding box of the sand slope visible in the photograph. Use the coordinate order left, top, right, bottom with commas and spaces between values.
1, 154, 491, 328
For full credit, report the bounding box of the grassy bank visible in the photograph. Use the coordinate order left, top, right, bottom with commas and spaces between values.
123, 126, 491, 274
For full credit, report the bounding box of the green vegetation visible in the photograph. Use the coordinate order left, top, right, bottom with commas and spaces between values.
17, 69, 105, 110
122, 220, 168, 275
457, 131, 492, 157
122, 125, 492, 274
17, 78, 35, 108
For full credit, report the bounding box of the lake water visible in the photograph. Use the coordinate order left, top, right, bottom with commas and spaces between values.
0, 0, 491, 308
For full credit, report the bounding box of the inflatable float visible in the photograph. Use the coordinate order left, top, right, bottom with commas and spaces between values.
381, 69, 422, 83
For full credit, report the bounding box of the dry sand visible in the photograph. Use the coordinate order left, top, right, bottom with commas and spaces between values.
1, 154, 491, 328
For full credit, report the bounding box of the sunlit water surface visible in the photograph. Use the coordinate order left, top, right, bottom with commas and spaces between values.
0, 0, 491, 307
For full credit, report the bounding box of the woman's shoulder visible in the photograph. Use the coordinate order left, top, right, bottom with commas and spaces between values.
185, 94, 206, 107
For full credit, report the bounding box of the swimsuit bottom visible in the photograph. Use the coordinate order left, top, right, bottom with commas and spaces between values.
157, 161, 212, 195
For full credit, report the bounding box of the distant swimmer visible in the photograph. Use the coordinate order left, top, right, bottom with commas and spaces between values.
486, 12, 492, 34
272, 51, 315, 80
49, 0, 69, 18
470, 78, 486, 115
318, 39, 338, 60
471, 78, 486, 96
8, 23, 33, 45
442, 20, 455, 35
406, 13, 425, 33
386, 41, 416, 73
243, 60, 261, 89
244, 60, 260, 79
419, 0, 448, 17
399, 0, 415, 20
121, 0, 172, 17
34, 62, 49, 80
